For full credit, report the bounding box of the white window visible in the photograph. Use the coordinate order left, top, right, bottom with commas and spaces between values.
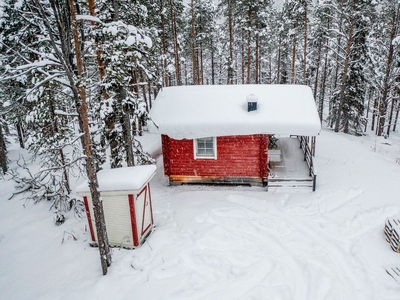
194, 137, 217, 159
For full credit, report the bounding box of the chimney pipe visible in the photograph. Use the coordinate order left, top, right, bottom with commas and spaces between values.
247, 94, 258, 112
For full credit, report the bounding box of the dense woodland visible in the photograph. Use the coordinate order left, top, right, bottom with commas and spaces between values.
0, 0, 399, 274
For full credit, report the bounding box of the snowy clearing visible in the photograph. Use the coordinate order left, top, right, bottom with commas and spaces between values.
1, 129, 400, 299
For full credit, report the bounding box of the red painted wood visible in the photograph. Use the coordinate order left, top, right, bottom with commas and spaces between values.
163, 134, 268, 179
128, 194, 139, 247
162, 134, 171, 176
147, 183, 154, 225
138, 186, 149, 236
260, 135, 268, 178
83, 196, 95, 242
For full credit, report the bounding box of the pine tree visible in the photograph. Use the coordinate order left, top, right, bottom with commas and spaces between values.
331, 0, 372, 134
310, 0, 333, 122
369, 0, 400, 136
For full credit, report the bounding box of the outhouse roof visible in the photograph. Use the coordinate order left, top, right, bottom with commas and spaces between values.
76, 165, 156, 193
148, 84, 321, 139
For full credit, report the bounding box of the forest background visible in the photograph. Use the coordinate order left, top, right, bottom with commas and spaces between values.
0, 0, 399, 274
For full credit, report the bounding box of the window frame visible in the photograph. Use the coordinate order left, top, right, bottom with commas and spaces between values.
194, 137, 217, 160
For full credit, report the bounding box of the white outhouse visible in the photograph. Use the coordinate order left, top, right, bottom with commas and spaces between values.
76, 165, 156, 249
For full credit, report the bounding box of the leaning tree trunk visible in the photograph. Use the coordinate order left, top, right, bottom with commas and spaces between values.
70, 0, 112, 275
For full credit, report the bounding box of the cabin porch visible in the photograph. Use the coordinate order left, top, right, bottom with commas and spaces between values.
267, 135, 317, 191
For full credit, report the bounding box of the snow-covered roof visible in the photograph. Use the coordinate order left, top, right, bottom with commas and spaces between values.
148, 84, 321, 139
76, 165, 156, 193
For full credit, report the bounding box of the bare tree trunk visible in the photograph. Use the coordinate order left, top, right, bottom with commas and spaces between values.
334, 15, 354, 133
48, 93, 70, 193
200, 44, 204, 85
333, 13, 344, 91
246, 9, 252, 84
386, 94, 396, 137
0, 124, 7, 174
303, 1, 308, 84
211, 47, 215, 85
313, 40, 322, 100
122, 100, 134, 166
277, 37, 281, 84
319, 39, 329, 123
148, 82, 152, 110
184, 61, 188, 85
69, 0, 111, 275
191, 0, 197, 85
160, 0, 169, 87
255, 33, 259, 84
364, 87, 372, 132
268, 51, 272, 83
290, 41, 296, 84
228, 0, 234, 84
241, 29, 245, 84
170, 0, 181, 85
16, 121, 25, 149
393, 99, 400, 132
371, 95, 378, 132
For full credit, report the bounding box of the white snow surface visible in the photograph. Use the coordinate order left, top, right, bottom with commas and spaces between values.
393, 36, 400, 45
75, 15, 101, 23
76, 165, 157, 193
148, 84, 321, 139
2, 129, 400, 299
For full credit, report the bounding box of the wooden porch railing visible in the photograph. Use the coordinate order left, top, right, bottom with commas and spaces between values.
299, 136, 317, 191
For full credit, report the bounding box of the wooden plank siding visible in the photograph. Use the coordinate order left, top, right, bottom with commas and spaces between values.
162, 134, 268, 186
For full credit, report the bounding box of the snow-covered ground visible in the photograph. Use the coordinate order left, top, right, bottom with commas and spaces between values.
1, 129, 400, 300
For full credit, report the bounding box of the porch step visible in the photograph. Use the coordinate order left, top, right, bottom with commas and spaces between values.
267, 178, 314, 190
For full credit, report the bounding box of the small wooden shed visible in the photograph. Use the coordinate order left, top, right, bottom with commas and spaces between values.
148, 84, 321, 190
76, 165, 156, 248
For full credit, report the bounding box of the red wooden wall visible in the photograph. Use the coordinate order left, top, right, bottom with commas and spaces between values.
162, 134, 268, 185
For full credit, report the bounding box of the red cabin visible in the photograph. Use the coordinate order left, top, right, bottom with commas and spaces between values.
149, 85, 321, 190
162, 134, 268, 186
